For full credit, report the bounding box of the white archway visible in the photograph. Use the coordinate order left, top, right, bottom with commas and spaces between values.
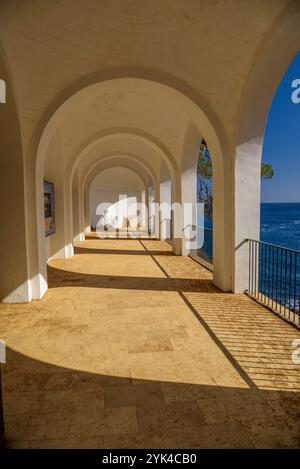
67, 134, 166, 244
32, 77, 228, 299
86, 165, 147, 235
79, 154, 158, 240
234, 2, 300, 292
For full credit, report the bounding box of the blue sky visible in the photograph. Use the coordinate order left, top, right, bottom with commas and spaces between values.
261, 52, 300, 203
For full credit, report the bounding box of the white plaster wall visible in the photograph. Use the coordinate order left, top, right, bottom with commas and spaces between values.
89, 166, 144, 229
234, 139, 261, 292
72, 169, 85, 242
43, 132, 68, 260
82, 157, 155, 234
149, 186, 156, 236
90, 190, 142, 229
90, 166, 144, 193
180, 122, 200, 255
159, 160, 172, 241
141, 189, 149, 232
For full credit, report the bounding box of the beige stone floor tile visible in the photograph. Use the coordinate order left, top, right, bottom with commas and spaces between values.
128, 337, 174, 354
105, 352, 130, 371
177, 422, 254, 449
196, 395, 268, 425
5, 411, 72, 441
3, 390, 44, 415
242, 416, 300, 448
105, 385, 136, 408
1, 238, 300, 448
103, 368, 132, 381
69, 406, 137, 438
161, 382, 222, 403
103, 432, 178, 449
136, 400, 205, 436
5, 440, 29, 449
25, 436, 105, 449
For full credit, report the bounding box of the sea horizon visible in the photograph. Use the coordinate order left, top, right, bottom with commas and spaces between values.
198, 201, 300, 259
261, 201, 300, 204
260, 202, 299, 251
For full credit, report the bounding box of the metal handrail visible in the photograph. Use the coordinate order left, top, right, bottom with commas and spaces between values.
246, 238, 300, 255
184, 224, 213, 232
245, 238, 300, 328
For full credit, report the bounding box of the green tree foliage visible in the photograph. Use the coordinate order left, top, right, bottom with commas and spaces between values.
197, 140, 212, 180
197, 139, 274, 218
261, 162, 274, 179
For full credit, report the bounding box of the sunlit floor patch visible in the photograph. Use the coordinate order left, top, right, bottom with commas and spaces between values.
0, 239, 299, 448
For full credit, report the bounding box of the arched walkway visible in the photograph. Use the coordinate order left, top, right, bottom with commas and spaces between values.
1, 1, 300, 450
31, 78, 230, 300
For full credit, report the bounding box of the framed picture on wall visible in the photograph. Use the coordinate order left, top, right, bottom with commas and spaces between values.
44, 180, 55, 236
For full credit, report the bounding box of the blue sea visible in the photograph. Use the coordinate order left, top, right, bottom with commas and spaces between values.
197, 203, 300, 315
197, 203, 300, 256
260, 203, 300, 251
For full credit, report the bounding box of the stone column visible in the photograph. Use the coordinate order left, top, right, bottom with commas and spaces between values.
234, 138, 261, 292
0, 53, 31, 303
